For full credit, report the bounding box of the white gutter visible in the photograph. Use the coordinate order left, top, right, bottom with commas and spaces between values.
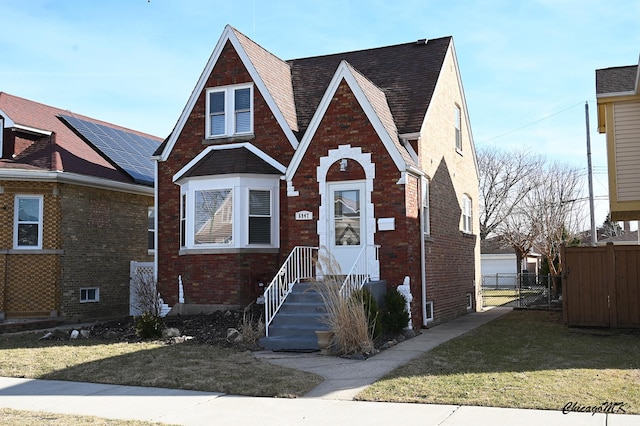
0, 169, 153, 196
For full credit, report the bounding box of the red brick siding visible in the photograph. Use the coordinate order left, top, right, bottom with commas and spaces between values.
157, 41, 294, 306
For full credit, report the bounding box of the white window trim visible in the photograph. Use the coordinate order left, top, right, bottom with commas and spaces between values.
422, 178, 430, 237
179, 176, 279, 250
13, 194, 44, 250
462, 194, 472, 234
425, 301, 434, 323
205, 84, 254, 139
80, 287, 100, 303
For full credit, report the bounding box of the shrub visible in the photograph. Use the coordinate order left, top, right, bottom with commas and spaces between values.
135, 312, 164, 339
351, 288, 381, 339
381, 288, 410, 334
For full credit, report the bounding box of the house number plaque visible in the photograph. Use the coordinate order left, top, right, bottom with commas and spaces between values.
295, 210, 313, 220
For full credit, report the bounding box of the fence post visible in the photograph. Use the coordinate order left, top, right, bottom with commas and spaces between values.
607, 242, 617, 328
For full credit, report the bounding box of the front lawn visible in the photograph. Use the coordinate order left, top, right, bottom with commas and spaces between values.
357, 310, 640, 414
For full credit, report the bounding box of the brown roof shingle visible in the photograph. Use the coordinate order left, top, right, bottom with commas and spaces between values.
596, 65, 639, 95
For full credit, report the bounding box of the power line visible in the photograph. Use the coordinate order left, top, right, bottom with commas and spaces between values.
477, 101, 585, 145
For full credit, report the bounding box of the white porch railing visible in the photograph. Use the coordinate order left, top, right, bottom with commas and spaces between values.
340, 244, 380, 298
264, 246, 318, 336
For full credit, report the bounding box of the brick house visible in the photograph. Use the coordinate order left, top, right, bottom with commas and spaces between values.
0, 93, 161, 321
154, 25, 480, 337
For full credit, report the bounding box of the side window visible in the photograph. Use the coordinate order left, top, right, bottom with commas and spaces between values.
14, 195, 43, 249
454, 104, 462, 152
462, 194, 472, 233
422, 179, 430, 236
147, 207, 155, 252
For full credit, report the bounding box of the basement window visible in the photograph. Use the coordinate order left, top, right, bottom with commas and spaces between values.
80, 288, 100, 303
425, 301, 434, 323
466, 293, 473, 311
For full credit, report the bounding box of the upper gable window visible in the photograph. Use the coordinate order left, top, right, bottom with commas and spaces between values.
206, 84, 253, 138
454, 104, 462, 152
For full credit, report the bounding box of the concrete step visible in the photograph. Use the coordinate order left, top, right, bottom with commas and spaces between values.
259, 334, 320, 351
270, 311, 329, 327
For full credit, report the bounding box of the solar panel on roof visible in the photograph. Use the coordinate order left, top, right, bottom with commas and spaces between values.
59, 114, 160, 186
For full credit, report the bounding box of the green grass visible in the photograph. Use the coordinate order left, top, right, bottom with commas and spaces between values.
0, 334, 322, 398
0, 408, 170, 426
357, 310, 640, 414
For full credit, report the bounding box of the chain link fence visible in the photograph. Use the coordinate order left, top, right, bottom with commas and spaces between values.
481, 273, 561, 309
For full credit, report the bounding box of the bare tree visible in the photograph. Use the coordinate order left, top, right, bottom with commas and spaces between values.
527, 161, 584, 286
131, 269, 163, 317
478, 147, 543, 240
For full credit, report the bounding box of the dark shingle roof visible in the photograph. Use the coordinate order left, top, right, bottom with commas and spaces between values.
287, 37, 451, 138
596, 65, 638, 95
182, 147, 283, 178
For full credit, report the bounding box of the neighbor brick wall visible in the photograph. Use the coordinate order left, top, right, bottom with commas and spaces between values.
0, 180, 62, 317
156, 40, 294, 307
59, 184, 153, 321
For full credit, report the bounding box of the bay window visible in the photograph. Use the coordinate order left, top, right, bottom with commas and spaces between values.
179, 176, 278, 251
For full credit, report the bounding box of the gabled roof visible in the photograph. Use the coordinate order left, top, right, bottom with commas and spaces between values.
596, 57, 640, 97
0, 92, 162, 187
157, 25, 453, 170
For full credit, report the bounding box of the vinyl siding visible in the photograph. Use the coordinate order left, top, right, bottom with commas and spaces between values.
615, 101, 640, 201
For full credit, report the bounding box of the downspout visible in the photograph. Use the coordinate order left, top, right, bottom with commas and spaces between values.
420, 175, 428, 327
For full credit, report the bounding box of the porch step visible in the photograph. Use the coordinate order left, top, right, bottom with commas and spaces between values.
259, 283, 331, 351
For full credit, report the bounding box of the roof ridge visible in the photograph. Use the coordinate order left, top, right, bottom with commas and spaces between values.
287, 35, 452, 62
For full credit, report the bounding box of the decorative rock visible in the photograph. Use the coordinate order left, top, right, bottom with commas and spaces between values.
403, 329, 416, 339
39, 332, 53, 340
80, 330, 91, 338
226, 328, 240, 341
70, 330, 80, 339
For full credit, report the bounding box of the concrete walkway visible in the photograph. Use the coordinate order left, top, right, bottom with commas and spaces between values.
1, 307, 638, 425
255, 306, 511, 399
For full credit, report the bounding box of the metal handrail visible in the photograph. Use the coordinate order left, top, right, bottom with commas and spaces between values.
263, 246, 318, 336
340, 244, 380, 298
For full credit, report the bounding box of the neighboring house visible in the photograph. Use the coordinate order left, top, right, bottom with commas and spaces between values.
0, 93, 161, 321
596, 56, 640, 221
598, 230, 640, 245
480, 237, 540, 276
154, 25, 480, 332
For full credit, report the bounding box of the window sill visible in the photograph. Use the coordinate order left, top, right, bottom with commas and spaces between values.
179, 247, 279, 255
424, 235, 434, 243
203, 133, 255, 145
461, 232, 476, 239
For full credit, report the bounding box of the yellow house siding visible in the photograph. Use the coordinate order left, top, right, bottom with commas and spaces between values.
614, 101, 640, 201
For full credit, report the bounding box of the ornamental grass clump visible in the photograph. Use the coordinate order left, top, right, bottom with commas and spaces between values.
314, 250, 375, 356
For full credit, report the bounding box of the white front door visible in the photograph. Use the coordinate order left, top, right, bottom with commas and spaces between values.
328, 181, 366, 274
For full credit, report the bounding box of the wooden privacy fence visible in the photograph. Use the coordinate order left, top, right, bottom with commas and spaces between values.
562, 243, 640, 328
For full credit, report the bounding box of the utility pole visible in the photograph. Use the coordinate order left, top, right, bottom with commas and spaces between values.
585, 101, 596, 246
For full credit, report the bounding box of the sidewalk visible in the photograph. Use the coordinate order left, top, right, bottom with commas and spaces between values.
1, 307, 637, 425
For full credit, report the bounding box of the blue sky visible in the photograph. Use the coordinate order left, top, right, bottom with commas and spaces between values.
1, 0, 639, 227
